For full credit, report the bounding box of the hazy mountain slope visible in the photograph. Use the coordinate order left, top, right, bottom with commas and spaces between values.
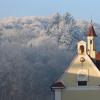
0, 12, 100, 100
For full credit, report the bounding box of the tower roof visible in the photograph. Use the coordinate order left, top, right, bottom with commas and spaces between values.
87, 23, 97, 37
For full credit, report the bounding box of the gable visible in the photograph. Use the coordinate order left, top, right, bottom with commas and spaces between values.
57, 54, 100, 87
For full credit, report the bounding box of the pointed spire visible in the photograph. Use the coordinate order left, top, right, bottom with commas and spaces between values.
87, 20, 97, 37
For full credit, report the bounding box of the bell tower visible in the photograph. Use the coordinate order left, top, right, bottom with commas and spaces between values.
87, 21, 97, 59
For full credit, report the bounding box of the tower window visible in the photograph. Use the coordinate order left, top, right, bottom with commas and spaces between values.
78, 81, 87, 86
90, 40, 92, 44
80, 45, 84, 54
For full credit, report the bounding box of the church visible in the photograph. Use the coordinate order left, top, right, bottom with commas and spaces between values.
51, 22, 100, 100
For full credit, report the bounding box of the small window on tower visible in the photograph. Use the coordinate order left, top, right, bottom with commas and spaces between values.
90, 40, 92, 44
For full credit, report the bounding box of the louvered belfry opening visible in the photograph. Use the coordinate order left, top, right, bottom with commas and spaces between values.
80, 45, 84, 54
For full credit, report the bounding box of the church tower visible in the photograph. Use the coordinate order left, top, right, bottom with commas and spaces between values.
87, 22, 97, 59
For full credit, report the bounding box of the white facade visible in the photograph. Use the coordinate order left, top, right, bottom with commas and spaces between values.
55, 89, 61, 100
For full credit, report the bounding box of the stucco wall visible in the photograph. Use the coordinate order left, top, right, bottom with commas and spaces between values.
61, 90, 100, 100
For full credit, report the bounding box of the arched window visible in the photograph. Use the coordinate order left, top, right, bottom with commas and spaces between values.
80, 45, 84, 54
90, 40, 92, 44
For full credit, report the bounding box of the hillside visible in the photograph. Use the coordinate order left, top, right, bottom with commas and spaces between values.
0, 12, 100, 100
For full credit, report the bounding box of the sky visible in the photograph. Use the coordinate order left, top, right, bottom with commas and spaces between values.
0, 0, 100, 23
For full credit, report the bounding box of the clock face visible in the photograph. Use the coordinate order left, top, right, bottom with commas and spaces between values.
77, 70, 88, 81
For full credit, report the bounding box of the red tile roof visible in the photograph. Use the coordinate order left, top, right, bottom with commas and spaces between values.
96, 52, 100, 70
96, 52, 100, 60
51, 82, 65, 89
87, 24, 97, 37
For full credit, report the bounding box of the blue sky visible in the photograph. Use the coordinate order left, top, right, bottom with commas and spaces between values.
0, 0, 100, 23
